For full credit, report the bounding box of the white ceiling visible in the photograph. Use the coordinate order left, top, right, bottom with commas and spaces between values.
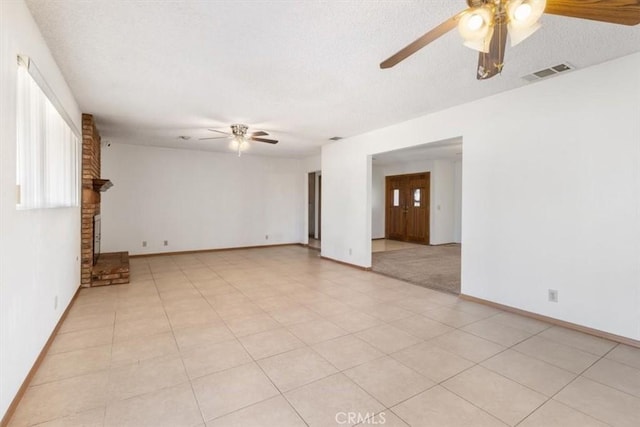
26, 0, 640, 158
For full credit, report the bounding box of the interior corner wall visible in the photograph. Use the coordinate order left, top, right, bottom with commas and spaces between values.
100, 143, 305, 255
453, 159, 462, 243
322, 53, 640, 340
0, 0, 82, 420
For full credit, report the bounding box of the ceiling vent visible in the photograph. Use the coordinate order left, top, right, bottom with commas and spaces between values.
328, 136, 343, 141
522, 63, 574, 82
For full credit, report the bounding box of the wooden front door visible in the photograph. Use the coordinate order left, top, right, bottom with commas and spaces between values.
385, 172, 430, 244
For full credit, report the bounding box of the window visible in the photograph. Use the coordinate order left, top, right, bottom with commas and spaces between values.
413, 188, 421, 207
393, 189, 400, 206
16, 55, 79, 209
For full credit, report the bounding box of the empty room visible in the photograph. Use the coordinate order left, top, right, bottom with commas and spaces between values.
1, 1, 639, 426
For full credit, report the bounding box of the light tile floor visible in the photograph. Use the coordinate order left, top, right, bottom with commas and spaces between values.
8, 246, 640, 427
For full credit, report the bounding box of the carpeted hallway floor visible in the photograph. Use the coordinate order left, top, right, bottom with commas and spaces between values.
372, 244, 461, 294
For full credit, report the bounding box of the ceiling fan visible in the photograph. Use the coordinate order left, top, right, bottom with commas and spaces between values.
380, 0, 640, 80
199, 124, 278, 156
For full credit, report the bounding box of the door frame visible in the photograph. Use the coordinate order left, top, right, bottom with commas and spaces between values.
308, 172, 315, 238
384, 172, 430, 244
317, 174, 322, 240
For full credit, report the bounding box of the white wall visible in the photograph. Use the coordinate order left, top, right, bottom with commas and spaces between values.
101, 143, 305, 254
371, 165, 386, 239
302, 154, 321, 173
0, 0, 82, 419
371, 158, 462, 243
431, 160, 456, 244
322, 53, 640, 340
322, 142, 371, 266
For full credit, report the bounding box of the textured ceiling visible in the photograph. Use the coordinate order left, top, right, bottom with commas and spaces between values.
26, 0, 640, 158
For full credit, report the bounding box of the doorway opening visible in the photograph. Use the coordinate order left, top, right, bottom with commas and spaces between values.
371, 138, 462, 294
308, 171, 321, 250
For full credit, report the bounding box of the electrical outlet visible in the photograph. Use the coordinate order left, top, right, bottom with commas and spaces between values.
142, 241, 147, 247
265, 234, 269, 240
163, 240, 168, 246
548, 289, 558, 303
54, 295, 58, 310
349, 248, 352, 256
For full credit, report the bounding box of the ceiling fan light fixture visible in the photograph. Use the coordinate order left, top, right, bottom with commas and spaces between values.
467, 13, 485, 31
514, 3, 533, 21
229, 135, 249, 157
458, 6, 494, 52
507, 0, 546, 45
508, 0, 546, 26
508, 21, 541, 46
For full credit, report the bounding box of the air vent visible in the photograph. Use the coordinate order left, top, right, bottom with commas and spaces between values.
534, 68, 556, 78
328, 136, 343, 141
522, 63, 574, 82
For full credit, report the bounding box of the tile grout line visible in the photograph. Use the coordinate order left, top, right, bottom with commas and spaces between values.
184, 256, 309, 426
17, 247, 639, 427
162, 264, 209, 427
513, 344, 621, 426
392, 309, 561, 426
181, 262, 312, 426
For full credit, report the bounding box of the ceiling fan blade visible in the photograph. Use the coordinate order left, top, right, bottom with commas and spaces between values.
198, 136, 229, 140
545, 0, 640, 26
207, 128, 230, 135
477, 22, 508, 80
251, 137, 278, 144
380, 11, 465, 69
251, 131, 269, 137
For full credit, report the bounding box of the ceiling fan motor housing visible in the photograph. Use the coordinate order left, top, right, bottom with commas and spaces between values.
231, 124, 248, 136
467, 0, 490, 7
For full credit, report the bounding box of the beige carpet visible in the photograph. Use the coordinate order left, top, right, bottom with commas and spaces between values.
372, 243, 461, 294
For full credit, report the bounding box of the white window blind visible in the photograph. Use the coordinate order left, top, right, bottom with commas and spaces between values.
16, 56, 79, 209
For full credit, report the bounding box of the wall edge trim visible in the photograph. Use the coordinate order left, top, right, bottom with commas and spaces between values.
129, 243, 303, 258
460, 293, 640, 349
1, 286, 81, 426
320, 255, 371, 271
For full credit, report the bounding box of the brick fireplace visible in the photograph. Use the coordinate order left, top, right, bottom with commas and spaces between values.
81, 114, 129, 287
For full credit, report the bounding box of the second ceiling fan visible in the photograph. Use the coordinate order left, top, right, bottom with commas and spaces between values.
200, 124, 278, 156
380, 0, 640, 80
